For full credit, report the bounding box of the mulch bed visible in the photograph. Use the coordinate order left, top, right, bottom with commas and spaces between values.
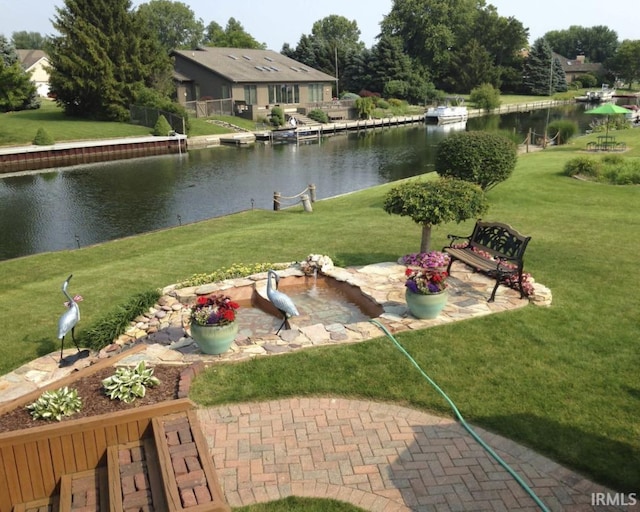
0, 365, 184, 434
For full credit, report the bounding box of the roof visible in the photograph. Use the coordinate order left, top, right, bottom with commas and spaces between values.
172, 47, 336, 84
16, 49, 48, 70
553, 53, 602, 74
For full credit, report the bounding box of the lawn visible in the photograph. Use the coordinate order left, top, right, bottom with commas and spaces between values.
0, 122, 638, 496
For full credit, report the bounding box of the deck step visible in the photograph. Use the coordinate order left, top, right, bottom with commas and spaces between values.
107, 439, 167, 512
11, 496, 59, 512
58, 467, 108, 511
152, 410, 229, 511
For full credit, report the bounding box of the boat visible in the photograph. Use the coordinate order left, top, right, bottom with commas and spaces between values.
425, 120, 468, 133
575, 84, 615, 103
621, 105, 640, 124
424, 104, 468, 124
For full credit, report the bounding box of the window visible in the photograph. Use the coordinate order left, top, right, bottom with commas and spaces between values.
309, 84, 323, 102
244, 85, 257, 105
268, 84, 300, 104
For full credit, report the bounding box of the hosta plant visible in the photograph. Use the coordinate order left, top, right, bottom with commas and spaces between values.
26, 386, 82, 421
102, 361, 161, 403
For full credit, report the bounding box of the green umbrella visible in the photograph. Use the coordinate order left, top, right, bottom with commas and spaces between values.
585, 103, 632, 139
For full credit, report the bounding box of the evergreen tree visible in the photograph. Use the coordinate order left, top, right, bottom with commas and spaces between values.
523, 38, 566, 95
0, 35, 38, 112
47, 0, 173, 121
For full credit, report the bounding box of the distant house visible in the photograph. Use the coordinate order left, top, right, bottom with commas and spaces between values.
171, 47, 338, 121
553, 53, 603, 85
16, 49, 50, 97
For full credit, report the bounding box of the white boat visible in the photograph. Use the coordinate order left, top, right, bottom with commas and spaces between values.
425, 105, 468, 124
575, 84, 615, 103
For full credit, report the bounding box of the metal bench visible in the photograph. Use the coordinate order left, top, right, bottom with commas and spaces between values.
443, 220, 531, 302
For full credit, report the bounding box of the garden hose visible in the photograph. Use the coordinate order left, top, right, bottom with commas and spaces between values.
369, 319, 550, 512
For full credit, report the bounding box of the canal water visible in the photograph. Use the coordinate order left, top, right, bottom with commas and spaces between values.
0, 104, 595, 261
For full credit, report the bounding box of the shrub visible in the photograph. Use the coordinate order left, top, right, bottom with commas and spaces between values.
32, 127, 54, 145
340, 92, 360, 100
601, 158, 640, 185
384, 80, 409, 100
355, 97, 375, 119
563, 156, 602, 178
152, 115, 172, 136
580, 73, 598, 88
102, 361, 161, 403
270, 106, 285, 127
469, 83, 501, 110
548, 120, 578, 145
308, 109, 329, 123
376, 99, 390, 109
178, 262, 289, 288
388, 98, 404, 108
435, 131, 517, 190
26, 387, 82, 421
81, 289, 161, 351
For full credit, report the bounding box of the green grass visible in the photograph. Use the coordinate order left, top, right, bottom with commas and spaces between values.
0, 122, 639, 495
234, 497, 366, 511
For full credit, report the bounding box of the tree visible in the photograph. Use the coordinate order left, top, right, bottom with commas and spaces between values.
204, 18, 265, 49
609, 40, 640, 89
47, 0, 173, 121
282, 15, 364, 95
0, 36, 38, 112
544, 25, 619, 63
523, 38, 566, 95
383, 178, 489, 253
136, 0, 204, 52
435, 131, 517, 191
11, 31, 46, 49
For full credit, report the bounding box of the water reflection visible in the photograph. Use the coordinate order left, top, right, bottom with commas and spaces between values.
0, 105, 597, 261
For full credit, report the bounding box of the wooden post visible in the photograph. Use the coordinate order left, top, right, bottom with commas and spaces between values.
308, 184, 316, 202
526, 129, 531, 153
301, 194, 313, 212
273, 192, 280, 211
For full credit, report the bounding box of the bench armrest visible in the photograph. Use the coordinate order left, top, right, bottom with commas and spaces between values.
445, 234, 471, 247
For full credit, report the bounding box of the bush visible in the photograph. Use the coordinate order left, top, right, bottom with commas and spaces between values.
26, 387, 82, 421
340, 92, 360, 100
384, 80, 409, 100
355, 97, 375, 119
548, 120, 578, 145
469, 83, 501, 110
435, 131, 517, 190
102, 361, 161, 403
32, 127, 54, 145
376, 99, 390, 109
270, 106, 285, 127
580, 74, 598, 88
81, 289, 161, 350
152, 115, 172, 136
307, 109, 329, 123
388, 98, 404, 108
563, 156, 602, 178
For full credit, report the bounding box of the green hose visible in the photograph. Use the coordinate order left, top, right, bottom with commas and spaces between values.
369, 319, 550, 512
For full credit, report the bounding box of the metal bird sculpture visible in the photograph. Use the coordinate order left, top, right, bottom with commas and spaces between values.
266, 269, 299, 334
57, 274, 86, 367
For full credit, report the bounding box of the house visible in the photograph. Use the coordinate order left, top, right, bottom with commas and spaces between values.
172, 47, 338, 121
16, 49, 50, 97
553, 53, 603, 85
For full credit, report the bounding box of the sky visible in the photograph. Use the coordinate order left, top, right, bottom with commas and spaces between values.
0, 0, 637, 50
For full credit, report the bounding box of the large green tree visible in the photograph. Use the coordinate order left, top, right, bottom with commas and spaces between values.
282, 15, 364, 95
609, 39, 640, 89
0, 36, 38, 112
136, 0, 204, 52
380, 0, 527, 92
523, 38, 567, 95
204, 18, 265, 49
47, 0, 173, 121
11, 31, 46, 50
544, 25, 619, 63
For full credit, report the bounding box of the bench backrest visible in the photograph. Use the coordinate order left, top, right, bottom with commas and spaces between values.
469, 221, 531, 262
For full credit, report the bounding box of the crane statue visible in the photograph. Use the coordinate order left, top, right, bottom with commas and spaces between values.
266, 269, 299, 334
57, 274, 89, 367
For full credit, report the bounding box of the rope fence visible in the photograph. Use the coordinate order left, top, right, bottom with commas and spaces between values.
273, 184, 316, 212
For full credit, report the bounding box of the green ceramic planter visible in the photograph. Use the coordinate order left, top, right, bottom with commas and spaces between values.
190, 321, 238, 355
405, 289, 448, 319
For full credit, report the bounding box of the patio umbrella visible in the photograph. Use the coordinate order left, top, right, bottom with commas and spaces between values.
585, 103, 632, 138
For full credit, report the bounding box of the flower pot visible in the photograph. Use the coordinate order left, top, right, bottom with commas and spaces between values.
405, 288, 448, 319
190, 322, 238, 355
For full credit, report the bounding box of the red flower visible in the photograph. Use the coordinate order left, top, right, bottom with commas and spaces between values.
405, 268, 413, 276
197, 296, 208, 305
222, 309, 235, 321
228, 301, 240, 310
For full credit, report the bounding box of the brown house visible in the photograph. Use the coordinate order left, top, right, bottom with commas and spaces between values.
553, 53, 603, 85
172, 47, 338, 121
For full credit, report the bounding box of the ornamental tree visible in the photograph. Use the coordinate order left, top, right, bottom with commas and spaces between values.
435, 131, 517, 191
383, 178, 489, 253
